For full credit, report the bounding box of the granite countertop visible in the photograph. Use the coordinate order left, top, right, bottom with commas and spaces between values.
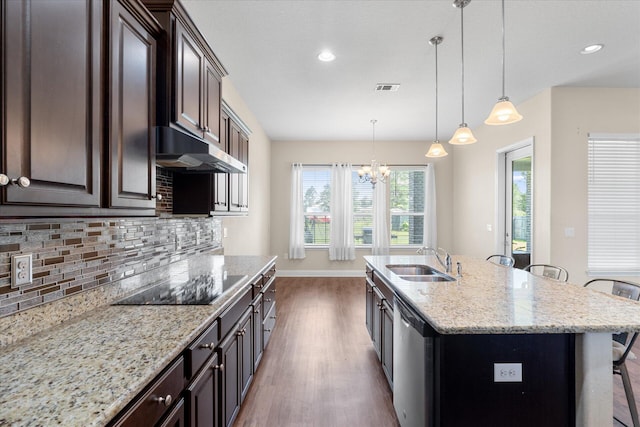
365, 254, 640, 335
0, 254, 277, 427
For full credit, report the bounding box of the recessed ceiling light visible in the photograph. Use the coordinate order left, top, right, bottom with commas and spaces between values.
580, 44, 604, 55
317, 50, 336, 62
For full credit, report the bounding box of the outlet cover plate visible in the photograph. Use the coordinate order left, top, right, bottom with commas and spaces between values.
494, 362, 522, 382
12, 254, 33, 288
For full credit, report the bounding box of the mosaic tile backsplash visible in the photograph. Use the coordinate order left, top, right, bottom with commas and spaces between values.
0, 168, 222, 318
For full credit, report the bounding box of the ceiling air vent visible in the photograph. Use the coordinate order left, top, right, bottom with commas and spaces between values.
375, 83, 400, 92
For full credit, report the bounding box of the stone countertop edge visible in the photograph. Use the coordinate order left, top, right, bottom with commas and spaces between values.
364, 254, 640, 336
0, 254, 277, 427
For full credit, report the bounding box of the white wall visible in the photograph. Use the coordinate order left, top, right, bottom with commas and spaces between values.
452, 87, 640, 285
220, 77, 272, 256
269, 139, 454, 274
549, 87, 640, 285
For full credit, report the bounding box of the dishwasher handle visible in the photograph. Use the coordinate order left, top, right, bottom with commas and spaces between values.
395, 297, 435, 338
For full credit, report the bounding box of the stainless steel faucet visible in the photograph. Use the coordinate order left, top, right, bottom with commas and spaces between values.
416, 246, 452, 273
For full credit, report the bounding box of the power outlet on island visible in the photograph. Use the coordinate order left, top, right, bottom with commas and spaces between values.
493, 362, 522, 382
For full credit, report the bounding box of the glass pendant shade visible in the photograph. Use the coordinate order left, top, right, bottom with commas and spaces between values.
485, 97, 523, 125
425, 142, 448, 158
449, 124, 477, 145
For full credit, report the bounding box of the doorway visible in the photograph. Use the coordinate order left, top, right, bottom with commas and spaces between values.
497, 140, 533, 268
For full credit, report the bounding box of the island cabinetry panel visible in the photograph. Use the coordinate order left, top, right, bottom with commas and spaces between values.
1, 0, 102, 210
436, 333, 575, 427
107, 0, 158, 209
364, 267, 394, 388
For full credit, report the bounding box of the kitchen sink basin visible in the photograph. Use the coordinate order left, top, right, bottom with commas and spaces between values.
398, 274, 455, 282
386, 264, 456, 283
386, 264, 441, 276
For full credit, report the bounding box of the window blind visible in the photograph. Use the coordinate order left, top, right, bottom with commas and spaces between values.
588, 133, 640, 275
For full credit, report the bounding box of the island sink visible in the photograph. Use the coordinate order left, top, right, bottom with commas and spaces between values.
386, 264, 455, 282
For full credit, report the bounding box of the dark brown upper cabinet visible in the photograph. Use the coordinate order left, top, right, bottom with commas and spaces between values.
107, 0, 161, 209
1, 0, 102, 214
229, 122, 249, 213
0, 0, 161, 216
144, 0, 226, 152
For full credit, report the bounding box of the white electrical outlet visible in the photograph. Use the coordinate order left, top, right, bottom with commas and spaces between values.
494, 362, 522, 382
12, 254, 33, 287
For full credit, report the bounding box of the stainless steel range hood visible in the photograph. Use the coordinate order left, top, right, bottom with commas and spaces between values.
155, 127, 247, 174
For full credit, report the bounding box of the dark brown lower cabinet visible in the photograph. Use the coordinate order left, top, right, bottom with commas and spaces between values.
252, 293, 264, 371
186, 352, 221, 427
220, 307, 253, 427
365, 270, 393, 389
158, 398, 186, 427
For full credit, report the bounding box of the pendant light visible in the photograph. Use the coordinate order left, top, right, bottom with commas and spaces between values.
425, 36, 448, 158
358, 119, 390, 187
449, 0, 477, 145
485, 0, 523, 125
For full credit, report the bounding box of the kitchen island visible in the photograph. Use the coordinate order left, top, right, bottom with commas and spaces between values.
365, 254, 640, 427
0, 254, 276, 426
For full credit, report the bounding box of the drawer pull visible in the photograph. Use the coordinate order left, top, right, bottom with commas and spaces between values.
254, 309, 260, 314
236, 328, 247, 337
270, 289, 276, 293
155, 394, 172, 407
270, 315, 277, 319
264, 328, 271, 332
214, 363, 224, 372
265, 298, 272, 303
199, 342, 215, 350
254, 283, 263, 289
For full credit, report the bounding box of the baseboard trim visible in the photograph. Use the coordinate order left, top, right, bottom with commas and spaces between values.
277, 270, 365, 278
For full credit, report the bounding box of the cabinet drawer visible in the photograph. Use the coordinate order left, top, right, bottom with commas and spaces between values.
373, 272, 394, 302
262, 281, 276, 320
111, 356, 185, 427
263, 303, 276, 348
185, 320, 218, 379
262, 265, 276, 288
219, 287, 252, 340
250, 275, 264, 299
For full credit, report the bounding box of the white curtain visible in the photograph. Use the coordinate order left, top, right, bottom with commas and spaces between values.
372, 180, 389, 255
423, 164, 437, 248
288, 163, 306, 259
329, 163, 355, 261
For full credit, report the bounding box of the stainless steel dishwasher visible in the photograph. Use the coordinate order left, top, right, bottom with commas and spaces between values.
393, 296, 434, 427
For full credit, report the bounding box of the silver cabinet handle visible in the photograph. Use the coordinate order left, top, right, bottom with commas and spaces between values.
264, 328, 271, 332
214, 363, 224, 372
152, 193, 163, 201
265, 298, 272, 303
0, 175, 30, 188
199, 342, 215, 350
155, 394, 172, 407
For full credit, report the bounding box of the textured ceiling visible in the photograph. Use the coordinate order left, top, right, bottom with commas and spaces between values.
182, 0, 640, 142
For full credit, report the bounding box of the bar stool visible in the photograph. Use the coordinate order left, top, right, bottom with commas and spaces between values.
486, 254, 515, 267
523, 264, 569, 282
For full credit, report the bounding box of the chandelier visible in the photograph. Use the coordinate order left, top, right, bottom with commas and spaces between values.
358, 119, 390, 187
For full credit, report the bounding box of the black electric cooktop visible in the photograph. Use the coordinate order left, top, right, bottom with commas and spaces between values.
114, 274, 247, 305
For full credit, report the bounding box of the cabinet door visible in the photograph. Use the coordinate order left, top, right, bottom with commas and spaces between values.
381, 299, 394, 387
108, 0, 156, 209
252, 294, 264, 371
174, 20, 204, 138
220, 327, 240, 427
228, 122, 242, 212
239, 309, 254, 403
158, 397, 186, 427
365, 279, 374, 340
239, 133, 249, 211
186, 352, 221, 427
204, 58, 222, 148
213, 173, 228, 212
372, 287, 383, 360
2, 0, 101, 207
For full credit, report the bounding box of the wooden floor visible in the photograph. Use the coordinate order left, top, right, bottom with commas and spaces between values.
234, 276, 640, 427
234, 277, 399, 427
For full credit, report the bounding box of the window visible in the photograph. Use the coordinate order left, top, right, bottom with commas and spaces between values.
389, 168, 426, 246
300, 165, 428, 247
302, 168, 331, 244
588, 134, 640, 275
